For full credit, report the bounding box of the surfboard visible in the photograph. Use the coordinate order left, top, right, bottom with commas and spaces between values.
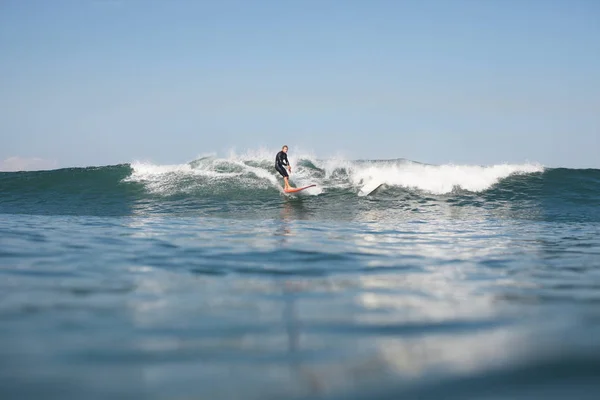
284, 184, 316, 193
359, 183, 383, 196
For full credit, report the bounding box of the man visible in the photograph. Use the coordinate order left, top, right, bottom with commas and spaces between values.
275, 145, 293, 190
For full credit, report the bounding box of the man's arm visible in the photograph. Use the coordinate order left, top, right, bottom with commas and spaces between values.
285, 154, 291, 170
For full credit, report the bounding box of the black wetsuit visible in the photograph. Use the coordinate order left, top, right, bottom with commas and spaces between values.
275, 151, 289, 178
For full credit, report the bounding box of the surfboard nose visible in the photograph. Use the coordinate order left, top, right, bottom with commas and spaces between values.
284, 184, 316, 193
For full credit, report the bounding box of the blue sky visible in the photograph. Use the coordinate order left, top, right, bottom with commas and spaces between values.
1, 0, 599, 170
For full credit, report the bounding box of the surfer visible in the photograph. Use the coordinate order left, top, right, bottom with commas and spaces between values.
275, 145, 293, 190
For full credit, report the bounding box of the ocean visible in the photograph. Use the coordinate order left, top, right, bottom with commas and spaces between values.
1, 152, 599, 399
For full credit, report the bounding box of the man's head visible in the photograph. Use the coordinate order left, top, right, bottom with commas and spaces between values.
282, 145, 288, 153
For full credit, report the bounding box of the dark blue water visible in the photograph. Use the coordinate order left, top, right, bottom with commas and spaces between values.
1, 157, 600, 399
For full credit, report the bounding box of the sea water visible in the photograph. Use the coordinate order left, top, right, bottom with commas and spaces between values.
1, 153, 599, 399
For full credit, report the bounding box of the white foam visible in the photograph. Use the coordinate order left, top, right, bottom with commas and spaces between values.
229, 160, 280, 186
124, 161, 196, 195
128, 161, 193, 177
350, 161, 544, 195
125, 155, 283, 195
124, 152, 544, 197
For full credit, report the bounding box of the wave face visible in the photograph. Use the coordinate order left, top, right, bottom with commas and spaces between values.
1, 152, 598, 221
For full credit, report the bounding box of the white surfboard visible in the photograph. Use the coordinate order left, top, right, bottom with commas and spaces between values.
358, 182, 383, 197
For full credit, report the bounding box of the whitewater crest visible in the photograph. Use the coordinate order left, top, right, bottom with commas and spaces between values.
351, 161, 545, 196
125, 151, 544, 196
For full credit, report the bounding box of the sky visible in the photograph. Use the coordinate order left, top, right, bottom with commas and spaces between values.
1, 0, 599, 171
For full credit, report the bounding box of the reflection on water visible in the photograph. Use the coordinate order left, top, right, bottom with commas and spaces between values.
281, 198, 312, 221
1, 208, 600, 400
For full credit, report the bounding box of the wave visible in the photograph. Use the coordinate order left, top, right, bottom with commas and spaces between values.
1, 152, 598, 220
124, 150, 545, 197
